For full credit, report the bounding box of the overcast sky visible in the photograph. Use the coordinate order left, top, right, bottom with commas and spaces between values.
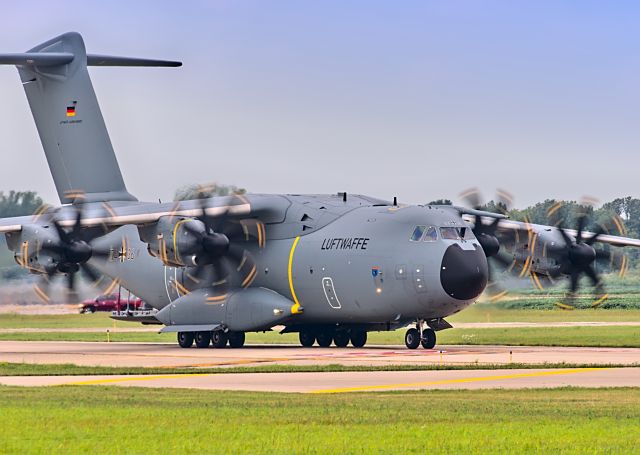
1, 1, 639, 208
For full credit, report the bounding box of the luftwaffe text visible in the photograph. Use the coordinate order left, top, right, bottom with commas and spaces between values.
321, 237, 370, 250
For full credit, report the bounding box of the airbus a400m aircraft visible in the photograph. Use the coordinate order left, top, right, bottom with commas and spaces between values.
1, 33, 639, 350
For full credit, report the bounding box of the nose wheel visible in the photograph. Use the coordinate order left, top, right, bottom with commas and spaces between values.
404, 327, 437, 349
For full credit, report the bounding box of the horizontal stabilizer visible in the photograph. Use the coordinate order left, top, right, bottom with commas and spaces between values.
0, 52, 74, 66
0, 52, 181, 68
87, 54, 182, 67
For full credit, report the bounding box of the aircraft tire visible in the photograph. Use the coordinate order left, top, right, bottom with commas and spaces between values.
316, 331, 333, 347
194, 331, 211, 348
405, 328, 420, 349
421, 328, 436, 349
228, 332, 245, 348
333, 331, 350, 347
177, 332, 194, 348
350, 330, 367, 348
211, 331, 228, 348
299, 331, 316, 347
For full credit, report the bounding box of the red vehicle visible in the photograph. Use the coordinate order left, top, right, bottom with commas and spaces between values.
79, 294, 145, 314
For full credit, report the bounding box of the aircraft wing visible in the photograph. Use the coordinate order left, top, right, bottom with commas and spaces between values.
0, 194, 290, 234
496, 219, 640, 248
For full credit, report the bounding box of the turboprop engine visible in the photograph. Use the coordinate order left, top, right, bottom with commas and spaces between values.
138, 216, 217, 267
155, 287, 296, 332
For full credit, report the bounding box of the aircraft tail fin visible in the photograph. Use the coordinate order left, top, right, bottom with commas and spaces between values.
0, 32, 181, 204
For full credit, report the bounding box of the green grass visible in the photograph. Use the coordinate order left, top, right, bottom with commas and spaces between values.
449, 305, 640, 322
1, 325, 639, 347
4, 305, 640, 332
1, 361, 625, 376
0, 386, 638, 454
0, 313, 133, 329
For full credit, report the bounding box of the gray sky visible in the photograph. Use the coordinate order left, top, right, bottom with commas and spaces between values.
1, 1, 639, 208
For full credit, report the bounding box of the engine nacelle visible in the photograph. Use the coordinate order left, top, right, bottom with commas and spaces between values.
156, 287, 296, 332
138, 216, 207, 267
6, 224, 61, 274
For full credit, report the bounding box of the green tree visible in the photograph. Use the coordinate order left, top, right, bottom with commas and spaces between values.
427, 199, 452, 205
0, 191, 44, 217
173, 183, 247, 201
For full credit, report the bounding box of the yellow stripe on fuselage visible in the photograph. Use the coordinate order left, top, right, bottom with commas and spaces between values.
288, 236, 303, 314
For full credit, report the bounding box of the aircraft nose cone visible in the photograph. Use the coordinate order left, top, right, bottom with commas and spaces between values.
440, 244, 488, 300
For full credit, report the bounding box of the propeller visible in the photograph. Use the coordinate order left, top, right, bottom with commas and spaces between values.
542, 201, 627, 307
29, 203, 116, 302
459, 188, 516, 299
180, 192, 265, 297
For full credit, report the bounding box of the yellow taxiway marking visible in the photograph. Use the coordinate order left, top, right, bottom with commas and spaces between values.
309, 368, 608, 394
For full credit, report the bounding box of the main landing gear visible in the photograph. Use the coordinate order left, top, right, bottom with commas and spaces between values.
298, 329, 368, 348
405, 326, 436, 350
177, 331, 246, 348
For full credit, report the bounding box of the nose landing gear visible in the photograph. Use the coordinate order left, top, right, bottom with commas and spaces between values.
405, 322, 437, 350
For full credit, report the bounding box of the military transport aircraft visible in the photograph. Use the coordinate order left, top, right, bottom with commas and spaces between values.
1, 32, 639, 350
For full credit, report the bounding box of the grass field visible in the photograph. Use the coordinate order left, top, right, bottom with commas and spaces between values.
1, 325, 639, 347
3, 304, 640, 330
0, 386, 638, 454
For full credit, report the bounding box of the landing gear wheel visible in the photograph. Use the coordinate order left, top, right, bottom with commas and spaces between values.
194, 331, 211, 348
421, 328, 436, 349
177, 332, 194, 348
228, 332, 245, 348
333, 331, 350, 348
211, 331, 228, 348
350, 330, 367, 348
299, 331, 316, 347
405, 328, 420, 349
316, 331, 333, 347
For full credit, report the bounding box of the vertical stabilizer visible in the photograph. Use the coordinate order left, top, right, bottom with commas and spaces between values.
0, 32, 181, 204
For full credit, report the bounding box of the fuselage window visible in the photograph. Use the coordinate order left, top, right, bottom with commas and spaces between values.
410, 225, 426, 241
423, 226, 438, 242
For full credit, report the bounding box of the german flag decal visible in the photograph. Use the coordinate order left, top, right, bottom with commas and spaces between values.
66, 101, 77, 117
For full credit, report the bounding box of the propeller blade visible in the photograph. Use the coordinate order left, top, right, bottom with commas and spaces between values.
90, 246, 112, 259
488, 216, 501, 235
80, 263, 101, 284
66, 271, 75, 290
492, 251, 513, 268
71, 207, 83, 241
459, 188, 482, 210
569, 270, 580, 294
33, 276, 52, 303
585, 225, 606, 246
583, 264, 601, 287
576, 215, 586, 243
558, 227, 574, 247
52, 220, 70, 244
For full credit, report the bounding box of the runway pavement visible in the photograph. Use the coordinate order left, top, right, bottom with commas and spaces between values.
0, 367, 637, 392
1, 341, 639, 368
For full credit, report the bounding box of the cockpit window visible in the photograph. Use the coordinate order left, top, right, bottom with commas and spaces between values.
440, 227, 461, 240
423, 226, 438, 242
409, 225, 426, 241
461, 227, 475, 240
440, 226, 474, 240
